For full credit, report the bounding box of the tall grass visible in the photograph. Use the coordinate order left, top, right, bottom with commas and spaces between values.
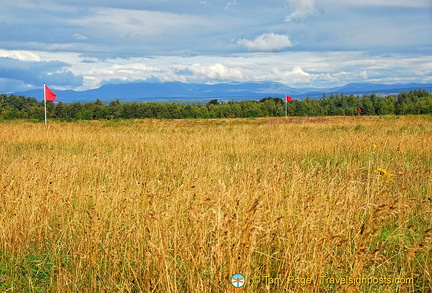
0, 116, 431, 292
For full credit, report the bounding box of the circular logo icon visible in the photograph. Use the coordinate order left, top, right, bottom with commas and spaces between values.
231, 273, 246, 288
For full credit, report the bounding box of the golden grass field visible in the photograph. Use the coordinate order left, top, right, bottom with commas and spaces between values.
0, 116, 431, 292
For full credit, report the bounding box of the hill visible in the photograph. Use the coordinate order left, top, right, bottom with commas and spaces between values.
13, 81, 432, 103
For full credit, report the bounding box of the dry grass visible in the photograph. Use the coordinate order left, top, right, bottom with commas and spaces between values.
0, 116, 431, 292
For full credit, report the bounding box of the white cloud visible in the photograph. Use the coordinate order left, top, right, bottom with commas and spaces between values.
0, 49, 41, 62
46, 51, 430, 90
2, 48, 432, 91
1, 0, 431, 92
237, 33, 293, 51
285, 0, 317, 22
224, 1, 237, 9
265, 66, 312, 84
71, 8, 203, 39
187, 63, 244, 81
73, 33, 88, 41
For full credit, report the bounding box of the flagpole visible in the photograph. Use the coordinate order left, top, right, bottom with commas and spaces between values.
285, 99, 287, 117
44, 83, 47, 126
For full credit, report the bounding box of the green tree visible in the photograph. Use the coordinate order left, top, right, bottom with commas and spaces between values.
27, 105, 45, 120
377, 96, 396, 115
207, 99, 219, 106
54, 102, 67, 119
1, 107, 18, 119
66, 102, 84, 119
77, 108, 93, 120
108, 99, 122, 119
361, 96, 376, 115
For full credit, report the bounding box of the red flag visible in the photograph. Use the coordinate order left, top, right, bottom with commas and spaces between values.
357, 107, 363, 113
45, 85, 57, 101
286, 95, 293, 102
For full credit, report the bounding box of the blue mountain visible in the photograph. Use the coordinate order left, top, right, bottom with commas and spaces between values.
13, 81, 432, 103
329, 82, 432, 95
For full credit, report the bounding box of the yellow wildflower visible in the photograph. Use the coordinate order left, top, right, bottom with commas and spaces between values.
374, 168, 394, 177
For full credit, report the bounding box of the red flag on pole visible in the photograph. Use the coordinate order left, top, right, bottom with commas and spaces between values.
45, 85, 57, 101
357, 107, 363, 113
286, 95, 293, 102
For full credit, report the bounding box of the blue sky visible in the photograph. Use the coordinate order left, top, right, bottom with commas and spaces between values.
1, 0, 431, 93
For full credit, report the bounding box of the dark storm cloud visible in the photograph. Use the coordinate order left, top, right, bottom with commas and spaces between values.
0, 58, 83, 87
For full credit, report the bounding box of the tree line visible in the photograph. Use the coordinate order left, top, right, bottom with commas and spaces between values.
1, 90, 431, 121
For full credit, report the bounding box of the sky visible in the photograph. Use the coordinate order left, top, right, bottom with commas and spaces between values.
0, 0, 431, 93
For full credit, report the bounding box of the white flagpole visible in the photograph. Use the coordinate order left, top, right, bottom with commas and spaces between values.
285, 98, 287, 117
44, 83, 47, 126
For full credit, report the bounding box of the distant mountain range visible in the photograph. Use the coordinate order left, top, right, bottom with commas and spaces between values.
13, 81, 432, 103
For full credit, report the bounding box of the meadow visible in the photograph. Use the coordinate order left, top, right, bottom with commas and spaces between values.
0, 116, 431, 292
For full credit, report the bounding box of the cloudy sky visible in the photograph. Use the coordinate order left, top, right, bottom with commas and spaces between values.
1, 0, 431, 93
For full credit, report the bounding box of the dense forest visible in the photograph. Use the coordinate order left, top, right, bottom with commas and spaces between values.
1, 90, 431, 120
